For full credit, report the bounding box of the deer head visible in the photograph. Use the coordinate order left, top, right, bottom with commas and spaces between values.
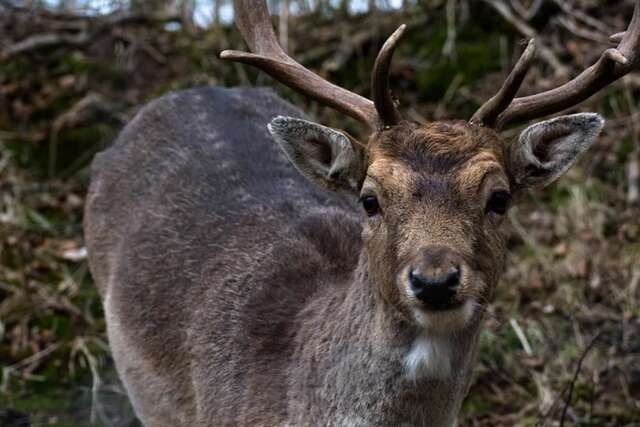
221, 0, 639, 333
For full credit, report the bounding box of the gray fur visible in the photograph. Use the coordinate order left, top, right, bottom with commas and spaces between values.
511, 113, 605, 188
85, 87, 475, 426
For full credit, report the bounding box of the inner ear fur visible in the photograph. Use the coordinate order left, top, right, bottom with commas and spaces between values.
509, 113, 605, 190
268, 116, 367, 193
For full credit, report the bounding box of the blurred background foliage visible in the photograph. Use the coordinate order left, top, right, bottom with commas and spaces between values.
0, 0, 638, 426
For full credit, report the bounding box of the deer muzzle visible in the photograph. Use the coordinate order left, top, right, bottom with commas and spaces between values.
407, 246, 465, 311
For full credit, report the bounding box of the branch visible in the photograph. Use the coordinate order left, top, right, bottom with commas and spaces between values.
0, 9, 181, 61
482, 0, 570, 78
559, 331, 602, 427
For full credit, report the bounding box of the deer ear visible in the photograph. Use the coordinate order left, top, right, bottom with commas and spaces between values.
510, 113, 604, 190
268, 116, 366, 193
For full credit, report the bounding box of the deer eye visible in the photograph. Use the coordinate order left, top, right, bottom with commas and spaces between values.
360, 195, 380, 217
486, 190, 511, 215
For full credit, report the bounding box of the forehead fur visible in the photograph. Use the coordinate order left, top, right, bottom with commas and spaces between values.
368, 121, 505, 173
366, 121, 509, 197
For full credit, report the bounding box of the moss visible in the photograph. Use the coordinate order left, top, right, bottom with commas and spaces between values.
56, 55, 101, 75
31, 93, 76, 122
0, 57, 32, 80
26, 208, 55, 232
55, 56, 127, 88
5, 139, 40, 169
559, 342, 579, 361
5, 122, 107, 180
1, 393, 68, 414
623, 241, 640, 258
477, 326, 523, 367
617, 136, 636, 162
462, 393, 496, 416
411, 16, 504, 107
547, 185, 573, 212
598, 90, 626, 117
0, 387, 98, 427
35, 315, 74, 341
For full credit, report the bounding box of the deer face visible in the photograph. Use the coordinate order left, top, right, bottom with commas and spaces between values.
269, 113, 604, 332
361, 121, 508, 331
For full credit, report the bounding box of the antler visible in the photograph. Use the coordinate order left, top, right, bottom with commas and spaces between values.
469, 39, 536, 128
220, 0, 378, 130
372, 24, 406, 128
473, 0, 640, 130
220, 0, 404, 132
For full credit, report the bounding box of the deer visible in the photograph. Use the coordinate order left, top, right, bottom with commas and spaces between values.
84, 1, 640, 425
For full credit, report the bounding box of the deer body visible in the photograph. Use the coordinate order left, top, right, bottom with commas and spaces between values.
86, 86, 485, 426
84, 0, 639, 424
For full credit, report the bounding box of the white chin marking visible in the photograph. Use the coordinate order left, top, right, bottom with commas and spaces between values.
403, 301, 477, 381
404, 333, 452, 381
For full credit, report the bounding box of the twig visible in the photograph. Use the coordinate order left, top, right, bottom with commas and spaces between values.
559, 331, 603, 427
0, 32, 89, 60
508, 208, 549, 266
319, 14, 428, 73
435, 73, 464, 119
279, 0, 290, 53
0, 10, 181, 61
442, 0, 457, 60
51, 92, 121, 134
510, 318, 533, 355
112, 28, 167, 64
1, 343, 60, 394
5, 343, 60, 371
555, 15, 609, 44
624, 83, 640, 205
551, 0, 611, 34
482, 0, 570, 78
510, 0, 543, 21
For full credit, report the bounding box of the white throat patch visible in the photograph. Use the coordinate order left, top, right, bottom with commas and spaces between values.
404, 333, 452, 381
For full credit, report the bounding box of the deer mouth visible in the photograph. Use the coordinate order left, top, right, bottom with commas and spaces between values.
421, 299, 464, 312
409, 299, 476, 332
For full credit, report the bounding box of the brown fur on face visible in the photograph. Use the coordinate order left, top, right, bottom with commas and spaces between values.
362, 121, 509, 331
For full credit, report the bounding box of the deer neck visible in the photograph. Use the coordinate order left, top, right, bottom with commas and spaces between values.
291, 251, 483, 425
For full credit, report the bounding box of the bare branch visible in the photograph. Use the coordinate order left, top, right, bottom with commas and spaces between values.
0, 10, 180, 61
559, 332, 602, 427
481, 0, 570, 78
510, 0, 543, 21
551, 0, 611, 35
0, 32, 89, 60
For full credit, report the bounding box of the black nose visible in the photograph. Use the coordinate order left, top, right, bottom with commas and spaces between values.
410, 267, 460, 288
409, 265, 461, 309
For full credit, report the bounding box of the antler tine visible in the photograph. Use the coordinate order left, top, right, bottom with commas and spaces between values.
490, 0, 640, 130
610, 32, 626, 44
470, 39, 536, 128
372, 25, 406, 128
220, 0, 379, 132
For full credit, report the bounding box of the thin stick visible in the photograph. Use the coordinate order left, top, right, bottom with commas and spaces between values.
510, 318, 533, 355
559, 331, 602, 427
